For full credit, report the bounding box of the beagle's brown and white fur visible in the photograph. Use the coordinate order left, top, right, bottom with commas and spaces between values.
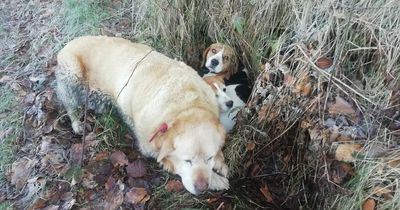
201, 43, 238, 80
55, 36, 229, 195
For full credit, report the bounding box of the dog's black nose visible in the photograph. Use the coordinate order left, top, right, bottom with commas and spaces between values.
211, 59, 219, 67
226, 100, 233, 108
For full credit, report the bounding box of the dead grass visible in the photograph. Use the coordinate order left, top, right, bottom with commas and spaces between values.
0, 0, 399, 209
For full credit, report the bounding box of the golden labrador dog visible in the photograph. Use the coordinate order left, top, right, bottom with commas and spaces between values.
201, 43, 238, 80
55, 36, 229, 194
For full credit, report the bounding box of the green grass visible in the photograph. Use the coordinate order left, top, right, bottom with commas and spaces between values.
0, 87, 20, 181
0, 86, 21, 209
92, 110, 131, 152
61, 0, 111, 37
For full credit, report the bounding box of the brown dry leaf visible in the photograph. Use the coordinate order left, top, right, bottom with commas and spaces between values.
294, 74, 312, 96
258, 105, 279, 123
249, 164, 261, 177
335, 144, 363, 162
330, 161, 355, 184
316, 57, 333, 69
387, 159, 400, 167
328, 96, 357, 118
110, 150, 129, 167
165, 180, 184, 192
362, 198, 376, 210
70, 143, 83, 166
82, 170, 97, 189
283, 72, 295, 86
126, 159, 146, 178
260, 185, 274, 203
373, 186, 393, 200
95, 151, 110, 161
246, 142, 256, 151
10, 158, 38, 190
125, 187, 150, 204
105, 179, 125, 210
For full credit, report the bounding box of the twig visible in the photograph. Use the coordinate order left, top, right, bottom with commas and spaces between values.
80, 83, 89, 167
117, 49, 153, 100
215, 202, 224, 210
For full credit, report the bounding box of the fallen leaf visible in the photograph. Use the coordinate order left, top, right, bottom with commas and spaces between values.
249, 164, 261, 177
105, 179, 125, 210
126, 159, 146, 178
125, 187, 150, 204
246, 142, 256, 151
61, 192, 74, 201
70, 143, 83, 166
82, 170, 97, 189
110, 150, 129, 167
258, 105, 279, 123
328, 96, 357, 120
40, 205, 59, 210
0, 75, 13, 84
95, 151, 110, 161
316, 57, 333, 69
335, 144, 363, 162
283, 72, 295, 86
10, 158, 38, 190
260, 185, 274, 203
373, 186, 393, 200
165, 180, 184, 192
330, 161, 355, 184
362, 198, 376, 210
387, 159, 400, 167
294, 74, 312, 97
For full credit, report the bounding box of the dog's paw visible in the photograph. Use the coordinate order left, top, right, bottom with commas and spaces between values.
213, 159, 229, 178
71, 121, 84, 134
209, 171, 229, 191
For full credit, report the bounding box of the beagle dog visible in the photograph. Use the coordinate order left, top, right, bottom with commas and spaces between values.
200, 43, 239, 80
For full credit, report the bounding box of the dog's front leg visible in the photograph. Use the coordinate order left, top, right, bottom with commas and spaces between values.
56, 74, 84, 134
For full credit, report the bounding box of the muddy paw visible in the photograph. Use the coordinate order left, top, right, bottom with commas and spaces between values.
71, 121, 84, 134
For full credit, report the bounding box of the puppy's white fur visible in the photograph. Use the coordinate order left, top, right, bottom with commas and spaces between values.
220, 84, 246, 132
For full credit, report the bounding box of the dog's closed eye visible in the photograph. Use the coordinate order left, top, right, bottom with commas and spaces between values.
185, 160, 192, 165
207, 156, 213, 162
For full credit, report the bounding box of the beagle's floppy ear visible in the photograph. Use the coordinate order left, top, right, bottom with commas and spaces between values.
226, 55, 239, 79
201, 46, 211, 68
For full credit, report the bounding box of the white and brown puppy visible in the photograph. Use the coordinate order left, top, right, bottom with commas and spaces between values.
204, 76, 246, 132
203, 76, 234, 113
55, 36, 229, 195
201, 43, 238, 80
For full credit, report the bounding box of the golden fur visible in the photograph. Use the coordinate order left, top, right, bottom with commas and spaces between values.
55, 36, 229, 194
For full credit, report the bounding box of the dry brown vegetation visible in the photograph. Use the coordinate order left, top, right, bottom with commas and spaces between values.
0, 0, 399, 209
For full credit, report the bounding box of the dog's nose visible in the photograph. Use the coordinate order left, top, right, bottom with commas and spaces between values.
194, 179, 209, 193
226, 100, 233, 108
211, 59, 219, 67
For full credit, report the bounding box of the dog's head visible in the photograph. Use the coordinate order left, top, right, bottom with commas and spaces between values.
203, 76, 233, 113
155, 111, 226, 195
201, 43, 238, 78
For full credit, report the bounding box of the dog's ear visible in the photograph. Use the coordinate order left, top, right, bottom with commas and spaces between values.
201, 46, 211, 67
226, 55, 239, 79
157, 140, 174, 163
